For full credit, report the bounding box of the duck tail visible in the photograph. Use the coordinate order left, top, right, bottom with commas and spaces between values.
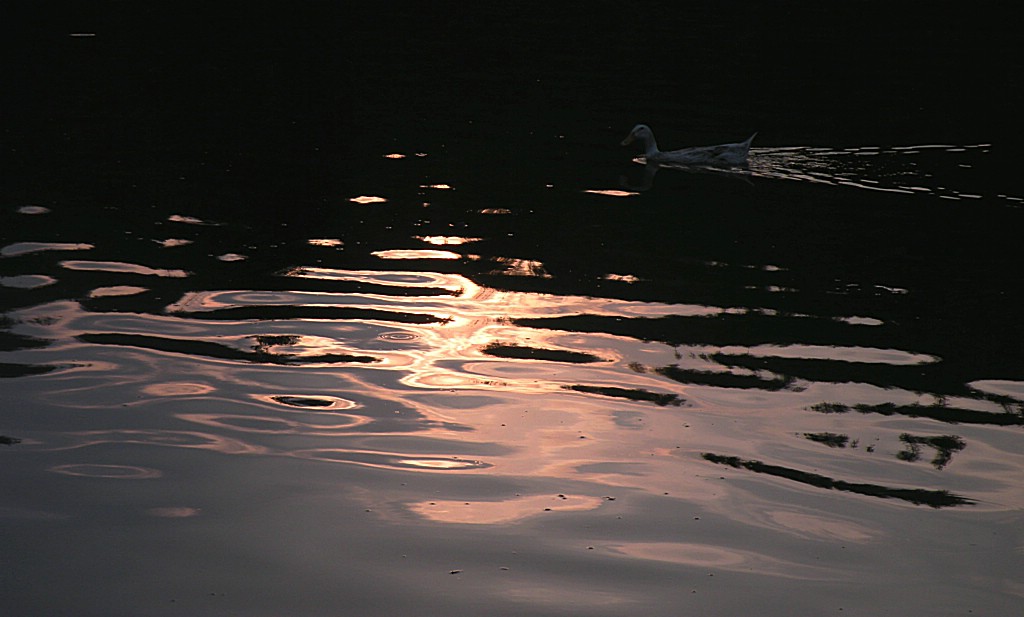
744, 132, 758, 146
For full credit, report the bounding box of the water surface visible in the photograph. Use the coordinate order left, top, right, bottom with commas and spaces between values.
2, 6, 1022, 616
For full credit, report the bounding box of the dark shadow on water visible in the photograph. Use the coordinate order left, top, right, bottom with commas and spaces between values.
565, 384, 685, 407
809, 402, 1024, 427
482, 343, 603, 364
803, 432, 850, 448
701, 452, 975, 508
713, 353, 944, 396
655, 363, 792, 391
0, 362, 61, 378
174, 305, 449, 325
0, 327, 50, 353
897, 434, 966, 470
77, 333, 378, 365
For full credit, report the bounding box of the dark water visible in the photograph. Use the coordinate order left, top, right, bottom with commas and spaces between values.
3, 5, 1023, 616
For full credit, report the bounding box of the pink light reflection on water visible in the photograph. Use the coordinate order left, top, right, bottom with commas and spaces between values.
1, 242, 94, 257
15, 264, 1023, 528
60, 260, 189, 278
605, 541, 841, 581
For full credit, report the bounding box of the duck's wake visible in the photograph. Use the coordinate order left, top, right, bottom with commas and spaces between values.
625, 143, 1021, 205
746, 143, 1019, 204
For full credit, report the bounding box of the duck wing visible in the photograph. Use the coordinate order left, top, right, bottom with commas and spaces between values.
656, 134, 757, 166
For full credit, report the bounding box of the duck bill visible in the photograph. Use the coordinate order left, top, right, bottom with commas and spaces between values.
620, 134, 635, 146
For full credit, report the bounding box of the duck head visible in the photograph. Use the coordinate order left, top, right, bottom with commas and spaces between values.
621, 124, 658, 156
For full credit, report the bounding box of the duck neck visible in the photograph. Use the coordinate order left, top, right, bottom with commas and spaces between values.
641, 134, 659, 158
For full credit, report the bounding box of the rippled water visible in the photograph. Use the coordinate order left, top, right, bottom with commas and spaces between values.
3, 6, 1023, 616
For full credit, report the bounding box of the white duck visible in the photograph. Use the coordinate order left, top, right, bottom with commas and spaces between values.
621, 124, 756, 167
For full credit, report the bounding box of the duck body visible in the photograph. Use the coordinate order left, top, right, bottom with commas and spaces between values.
621, 124, 756, 167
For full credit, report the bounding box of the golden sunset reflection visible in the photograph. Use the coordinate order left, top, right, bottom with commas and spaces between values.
21, 261, 1019, 527
290, 449, 490, 472
381, 152, 428, 159
167, 214, 217, 225
582, 189, 639, 197
88, 285, 148, 298
282, 267, 471, 292
490, 257, 551, 278
398, 458, 482, 469
155, 238, 193, 248
307, 238, 344, 248
248, 333, 373, 359
371, 249, 462, 260
151, 270, 776, 422
349, 195, 388, 204
250, 269, 729, 321
1, 13, 1019, 615
603, 273, 640, 283
415, 235, 482, 246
